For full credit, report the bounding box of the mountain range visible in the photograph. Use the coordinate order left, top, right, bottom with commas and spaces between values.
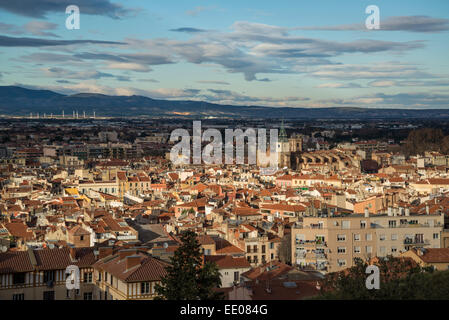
1, 86, 449, 119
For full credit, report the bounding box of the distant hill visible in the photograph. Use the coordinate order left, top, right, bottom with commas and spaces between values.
0, 85, 448, 119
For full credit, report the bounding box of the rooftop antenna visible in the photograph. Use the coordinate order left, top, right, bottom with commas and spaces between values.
73, 110, 75, 118
62, 110, 64, 118
93, 110, 96, 119
30, 112, 32, 119
83, 111, 86, 118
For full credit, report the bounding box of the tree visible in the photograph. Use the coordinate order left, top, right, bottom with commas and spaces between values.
277, 233, 291, 264
316, 256, 449, 300
154, 230, 223, 300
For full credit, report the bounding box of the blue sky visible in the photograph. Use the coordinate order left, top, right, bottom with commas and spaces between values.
0, 0, 449, 108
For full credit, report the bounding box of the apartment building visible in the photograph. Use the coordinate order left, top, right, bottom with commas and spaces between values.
0, 247, 96, 300
291, 209, 444, 273
93, 248, 169, 300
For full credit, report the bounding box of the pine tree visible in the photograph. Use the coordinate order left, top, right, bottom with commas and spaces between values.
155, 230, 223, 300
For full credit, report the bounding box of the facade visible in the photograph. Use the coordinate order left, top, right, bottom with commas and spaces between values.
291, 211, 444, 273
0, 247, 96, 300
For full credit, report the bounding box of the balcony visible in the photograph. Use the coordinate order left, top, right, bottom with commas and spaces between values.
403, 238, 430, 245
295, 240, 327, 247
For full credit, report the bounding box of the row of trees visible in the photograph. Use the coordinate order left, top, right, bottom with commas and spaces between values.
404, 128, 449, 156
316, 256, 449, 300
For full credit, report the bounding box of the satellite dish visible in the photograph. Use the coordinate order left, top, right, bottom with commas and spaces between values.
48, 244, 55, 249
163, 242, 168, 249
1, 246, 7, 253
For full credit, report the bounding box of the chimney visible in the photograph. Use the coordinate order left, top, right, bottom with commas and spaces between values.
119, 249, 138, 261
98, 247, 113, 259
405, 208, 410, 216
364, 207, 369, 218
69, 246, 77, 261
126, 255, 141, 271
426, 205, 430, 215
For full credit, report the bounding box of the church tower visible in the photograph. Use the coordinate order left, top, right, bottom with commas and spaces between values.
277, 120, 291, 168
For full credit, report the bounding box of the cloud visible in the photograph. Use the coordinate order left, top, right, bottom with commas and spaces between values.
299, 16, 449, 33
0, 21, 59, 37
316, 82, 363, 89
0, 0, 132, 19
368, 80, 396, 87
203, 89, 310, 106
106, 62, 151, 72
197, 80, 230, 85
0, 22, 23, 35
127, 20, 424, 82
23, 21, 59, 37
170, 27, 207, 33
186, 6, 209, 17
310, 62, 436, 80
0, 35, 125, 47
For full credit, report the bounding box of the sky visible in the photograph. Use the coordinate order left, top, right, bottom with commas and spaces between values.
0, 0, 449, 109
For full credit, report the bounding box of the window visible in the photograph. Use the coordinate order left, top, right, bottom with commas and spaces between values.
380, 247, 386, 254
270, 242, 274, 249
83, 272, 93, 283
234, 271, 239, 282
337, 247, 346, 254
110, 274, 113, 285
84, 292, 93, 300
141, 282, 150, 294
98, 272, 102, 282
354, 247, 361, 254
337, 234, 346, 242
12, 293, 24, 300
388, 220, 397, 228
433, 233, 439, 239
253, 245, 258, 253
246, 246, 251, 253
360, 221, 367, 229
366, 234, 372, 241
354, 234, 360, 241
391, 247, 397, 253
44, 271, 55, 283
337, 259, 346, 267
391, 234, 398, 241
262, 245, 266, 254
366, 246, 373, 254
43, 291, 55, 300
379, 234, 386, 241
80, 235, 84, 241
342, 221, 350, 229
13, 273, 25, 285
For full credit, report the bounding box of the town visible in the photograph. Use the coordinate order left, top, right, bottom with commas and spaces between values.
0, 117, 448, 300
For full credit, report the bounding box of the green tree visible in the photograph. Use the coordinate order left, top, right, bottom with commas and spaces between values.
154, 230, 223, 300
316, 256, 449, 300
